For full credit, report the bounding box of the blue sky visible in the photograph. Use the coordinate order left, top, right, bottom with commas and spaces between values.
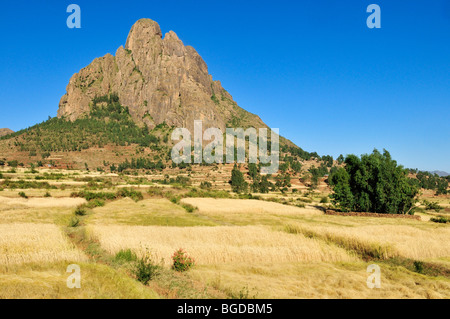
0, 0, 449, 172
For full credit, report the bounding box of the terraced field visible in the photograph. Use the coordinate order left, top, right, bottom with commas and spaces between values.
0, 168, 449, 299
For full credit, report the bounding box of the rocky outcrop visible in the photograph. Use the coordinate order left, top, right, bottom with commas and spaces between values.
57, 19, 267, 133
0, 128, 13, 137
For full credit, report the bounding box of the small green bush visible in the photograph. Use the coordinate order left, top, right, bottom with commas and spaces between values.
86, 199, 105, 208
44, 191, 51, 197
320, 196, 329, 204
74, 206, 87, 216
69, 217, 80, 227
133, 252, 161, 285
181, 203, 197, 213
172, 249, 195, 272
117, 188, 144, 202
18, 192, 28, 199
414, 261, 424, 274
200, 181, 212, 190
430, 216, 449, 224
422, 200, 443, 212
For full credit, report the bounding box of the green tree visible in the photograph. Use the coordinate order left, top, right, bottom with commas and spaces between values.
230, 164, 248, 193
329, 149, 418, 214
248, 163, 258, 180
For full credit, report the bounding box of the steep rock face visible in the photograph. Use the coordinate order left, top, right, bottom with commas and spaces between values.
57, 19, 266, 133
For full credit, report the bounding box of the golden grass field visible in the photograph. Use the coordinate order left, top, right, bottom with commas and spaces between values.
0, 223, 86, 266
0, 168, 449, 299
89, 225, 356, 265
284, 223, 450, 260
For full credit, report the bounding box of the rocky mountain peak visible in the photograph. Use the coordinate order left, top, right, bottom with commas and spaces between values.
57, 19, 267, 134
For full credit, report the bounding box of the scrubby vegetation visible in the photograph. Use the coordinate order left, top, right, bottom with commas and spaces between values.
0, 94, 167, 153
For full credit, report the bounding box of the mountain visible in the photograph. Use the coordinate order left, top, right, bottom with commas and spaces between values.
0, 128, 13, 137
430, 171, 450, 177
0, 19, 310, 169
58, 19, 270, 135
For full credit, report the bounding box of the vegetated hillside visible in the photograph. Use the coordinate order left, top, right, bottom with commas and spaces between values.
0, 95, 325, 174
0, 128, 14, 137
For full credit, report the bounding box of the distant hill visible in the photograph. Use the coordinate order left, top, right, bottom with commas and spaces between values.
430, 170, 450, 177
0, 128, 13, 137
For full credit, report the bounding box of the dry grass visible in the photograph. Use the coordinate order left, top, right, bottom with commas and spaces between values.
190, 262, 450, 299
285, 223, 450, 260
180, 198, 321, 226
0, 262, 160, 299
0, 195, 86, 208
89, 225, 356, 266
0, 223, 87, 265
182, 198, 321, 216
89, 198, 216, 226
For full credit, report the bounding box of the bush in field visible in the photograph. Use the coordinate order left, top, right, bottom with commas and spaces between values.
69, 217, 80, 228
71, 190, 117, 201
117, 188, 144, 202
86, 199, 106, 208
133, 251, 161, 285
74, 206, 87, 216
18, 192, 28, 199
181, 203, 197, 213
329, 149, 418, 214
172, 249, 195, 272
200, 181, 212, 190
430, 216, 449, 224
185, 188, 231, 199
422, 200, 443, 212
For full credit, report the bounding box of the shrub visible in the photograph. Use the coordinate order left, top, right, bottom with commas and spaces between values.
414, 261, 424, 274
169, 196, 180, 204
18, 192, 28, 199
172, 249, 195, 272
147, 187, 164, 197
44, 191, 51, 197
422, 200, 443, 212
71, 190, 117, 201
117, 188, 144, 202
320, 196, 329, 204
200, 181, 212, 190
430, 216, 449, 224
69, 217, 80, 227
86, 199, 105, 208
185, 188, 230, 199
181, 203, 197, 213
133, 252, 161, 285
74, 206, 87, 216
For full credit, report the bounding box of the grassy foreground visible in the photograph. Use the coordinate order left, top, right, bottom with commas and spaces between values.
0, 168, 449, 299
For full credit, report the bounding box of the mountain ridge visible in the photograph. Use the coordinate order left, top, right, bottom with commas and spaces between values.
0, 128, 14, 137
57, 19, 275, 138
